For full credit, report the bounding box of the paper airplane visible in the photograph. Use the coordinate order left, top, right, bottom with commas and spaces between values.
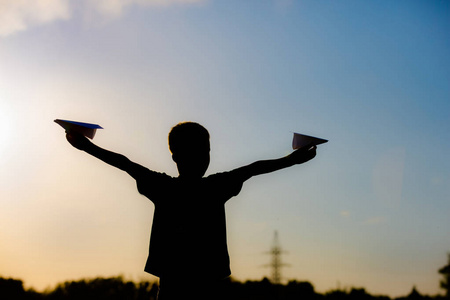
292, 132, 328, 149
54, 119, 103, 139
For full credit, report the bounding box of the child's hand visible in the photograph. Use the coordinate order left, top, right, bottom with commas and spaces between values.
289, 144, 317, 165
66, 131, 91, 151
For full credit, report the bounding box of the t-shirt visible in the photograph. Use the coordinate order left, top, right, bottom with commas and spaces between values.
135, 168, 244, 279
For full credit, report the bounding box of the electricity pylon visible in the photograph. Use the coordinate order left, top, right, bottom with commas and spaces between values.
264, 230, 289, 284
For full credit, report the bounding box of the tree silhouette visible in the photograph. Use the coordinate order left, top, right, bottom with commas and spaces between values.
0, 277, 42, 300
2, 274, 449, 300
439, 253, 450, 299
45, 276, 158, 300
0, 277, 27, 299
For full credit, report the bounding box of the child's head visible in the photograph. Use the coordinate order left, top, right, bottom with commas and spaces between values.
168, 122, 210, 178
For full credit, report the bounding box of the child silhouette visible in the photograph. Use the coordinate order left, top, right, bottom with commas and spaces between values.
65, 121, 317, 300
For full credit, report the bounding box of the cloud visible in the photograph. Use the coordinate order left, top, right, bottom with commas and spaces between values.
0, 0, 71, 37
340, 210, 351, 218
0, 0, 205, 37
89, 0, 205, 17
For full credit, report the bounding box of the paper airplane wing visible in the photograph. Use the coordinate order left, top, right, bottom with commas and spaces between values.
54, 119, 103, 139
293, 133, 328, 149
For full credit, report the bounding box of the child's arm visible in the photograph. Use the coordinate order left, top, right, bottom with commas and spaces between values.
66, 132, 146, 179
233, 145, 317, 182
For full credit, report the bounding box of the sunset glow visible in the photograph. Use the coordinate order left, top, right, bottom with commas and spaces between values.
0, 1, 449, 298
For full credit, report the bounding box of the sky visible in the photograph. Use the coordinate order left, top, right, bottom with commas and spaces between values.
0, 0, 449, 297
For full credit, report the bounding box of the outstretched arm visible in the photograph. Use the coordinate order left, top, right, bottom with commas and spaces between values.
233, 145, 317, 182
66, 132, 146, 179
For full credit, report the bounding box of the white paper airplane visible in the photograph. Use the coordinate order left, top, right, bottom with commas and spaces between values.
292, 132, 328, 149
54, 119, 103, 139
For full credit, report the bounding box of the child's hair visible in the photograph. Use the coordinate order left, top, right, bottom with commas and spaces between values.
168, 122, 210, 154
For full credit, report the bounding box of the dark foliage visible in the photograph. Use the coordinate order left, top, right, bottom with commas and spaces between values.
45, 276, 158, 300
0, 275, 445, 300
439, 254, 450, 299
0, 277, 42, 300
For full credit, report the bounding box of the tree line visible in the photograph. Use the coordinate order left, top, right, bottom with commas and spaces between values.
1, 253, 448, 300
0, 276, 444, 300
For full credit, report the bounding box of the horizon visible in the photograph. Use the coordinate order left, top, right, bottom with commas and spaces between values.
2, 271, 446, 298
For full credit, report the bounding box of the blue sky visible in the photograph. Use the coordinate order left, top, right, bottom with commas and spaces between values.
0, 0, 449, 297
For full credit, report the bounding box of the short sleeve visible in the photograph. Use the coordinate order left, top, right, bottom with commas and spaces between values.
135, 168, 172, 204
206, 170, 245, 203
